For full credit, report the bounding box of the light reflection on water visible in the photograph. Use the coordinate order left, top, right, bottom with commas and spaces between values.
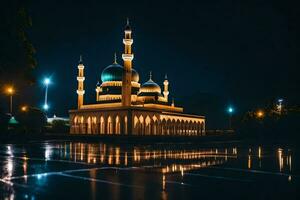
0, 142, 296, 199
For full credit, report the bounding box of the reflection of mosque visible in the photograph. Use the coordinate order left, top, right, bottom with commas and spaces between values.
49, 143, 294, 176
54, 143, 238, 174
69, 20, 205, 135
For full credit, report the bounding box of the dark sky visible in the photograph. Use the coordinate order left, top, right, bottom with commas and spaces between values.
17, 0, 295, 121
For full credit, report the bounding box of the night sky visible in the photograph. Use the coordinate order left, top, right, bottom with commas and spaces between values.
9, 0, 296, 127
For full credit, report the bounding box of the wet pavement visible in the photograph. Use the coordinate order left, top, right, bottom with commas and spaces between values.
0, 141, 298, 199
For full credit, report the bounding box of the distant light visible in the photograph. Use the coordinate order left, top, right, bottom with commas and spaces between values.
43, 104, 49, 110
227, 106, 234, 114
44, 78, 51, 85
256, 110, 264, 118
278, 99, 283, 103
6, 87, 14, 95
21, 106, 28, 112
37, 174, 42, 179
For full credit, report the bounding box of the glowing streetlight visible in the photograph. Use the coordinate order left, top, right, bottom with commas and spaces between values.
43, 78, 51, 111
43, 104, 49, 110
227, 106, 234, 130
5, 86, 15, 115
21, 105, 28, 112
227, 107, 234, 114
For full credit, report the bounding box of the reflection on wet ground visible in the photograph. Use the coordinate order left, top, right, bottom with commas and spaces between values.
0, 141, 298, 200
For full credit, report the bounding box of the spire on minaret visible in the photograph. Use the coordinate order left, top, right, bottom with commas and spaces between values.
163, 73, 169, 102
113, 52, 118, 64
79, 55, 83, 64
149, 71, 152, 80
125, 17, 131, 31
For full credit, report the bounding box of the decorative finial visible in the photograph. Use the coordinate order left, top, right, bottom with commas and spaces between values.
149, 71, 152, 80
79, 55, 83, 64
113, 52, 117, 64
125, 17, 131, 31
165, 74, 168, 79
172, 98, 175, 107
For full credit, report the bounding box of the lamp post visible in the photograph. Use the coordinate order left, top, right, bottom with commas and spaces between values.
6, 87, 14, 115
277, 99, 283, 114
43, 78, 50, 111
227, 106, 234, 130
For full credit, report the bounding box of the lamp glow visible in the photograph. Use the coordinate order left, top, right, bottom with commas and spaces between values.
44, 78, 50, 85
227, 107, 234, 114
43, 77, 51, 111
43, 104, 49, 110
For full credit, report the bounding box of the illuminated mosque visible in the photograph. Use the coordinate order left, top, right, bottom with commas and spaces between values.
69, 20, 205, 136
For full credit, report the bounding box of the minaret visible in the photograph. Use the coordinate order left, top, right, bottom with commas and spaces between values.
163, 74, 169, 102
95, 81, 101, 101
121, 18, 134, 106
76, 55, 85, 109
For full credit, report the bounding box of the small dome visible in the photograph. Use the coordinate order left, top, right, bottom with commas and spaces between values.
101, 63, 139, 83
139, 79, 161, 94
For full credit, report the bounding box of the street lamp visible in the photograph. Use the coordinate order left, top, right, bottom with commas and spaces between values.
6, 86, 14, 115
277, 98, 284, 114
43, 78, 51, 111
227, 106, 234, 130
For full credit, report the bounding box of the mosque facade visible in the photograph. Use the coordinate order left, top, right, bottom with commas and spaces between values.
69, 20, 205, 136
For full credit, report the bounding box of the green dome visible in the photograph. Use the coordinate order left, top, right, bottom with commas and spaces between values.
101, 63, 139, 83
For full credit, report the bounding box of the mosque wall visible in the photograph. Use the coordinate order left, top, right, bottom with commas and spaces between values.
70, 109, 205, 136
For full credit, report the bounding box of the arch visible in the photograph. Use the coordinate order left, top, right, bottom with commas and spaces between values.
80, 116, 85, 134
171, 119, 176, 135
138, 115, 144, 135
73, 116, 79, 133
166, 119, 171, 135
107, 116, 113, 134
188, 121, 193, 135
182, 120, 188, 135
115, 115, 121, 134
201, 122, 205, 136
124, 116, 128, 135
152, 115, 158, 135
91, 116, 97, 134
134, 115, 139, 135
175, 119, 180, 135
87, 117, 92, 134
161, 119, 167, 135
145, 115, 151, 135
100, 116, 105, 134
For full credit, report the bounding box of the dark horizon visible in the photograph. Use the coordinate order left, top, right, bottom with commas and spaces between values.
1, 0, 296, 128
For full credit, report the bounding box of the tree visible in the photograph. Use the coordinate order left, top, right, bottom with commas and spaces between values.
0, 0, 36, 85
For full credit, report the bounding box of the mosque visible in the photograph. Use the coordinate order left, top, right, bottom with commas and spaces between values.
69, 20, 205, 136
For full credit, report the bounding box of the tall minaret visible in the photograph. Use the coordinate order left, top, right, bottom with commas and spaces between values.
76, 55, 85, 109
163, 74, 169, 102
121, 18, 134, 106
